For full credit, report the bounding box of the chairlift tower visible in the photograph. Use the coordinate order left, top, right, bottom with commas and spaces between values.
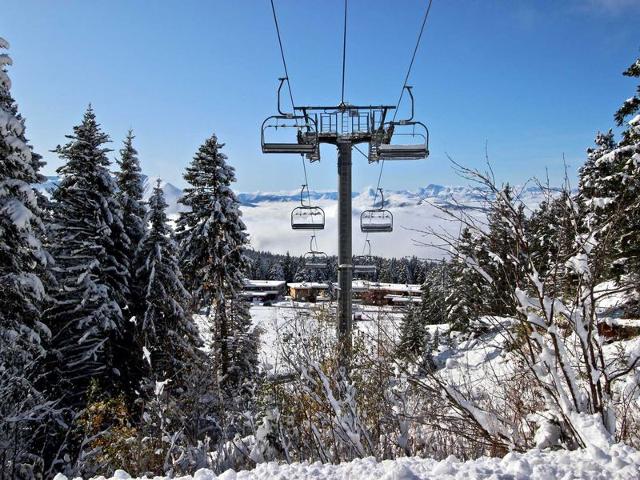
262, 78, 429, 370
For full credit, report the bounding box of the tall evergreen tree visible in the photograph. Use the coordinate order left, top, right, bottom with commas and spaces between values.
176, 134, 254, 381
578, 56, 640, 295
484, 185, 527, 316
46, 106, 139, 417
135, 180, 201, 380
0, 36, 54, 477
446, 228, 485, 332
115, 130, 147, 317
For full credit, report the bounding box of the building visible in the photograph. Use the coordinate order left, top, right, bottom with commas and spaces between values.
286, 280, 422, 306
352, 280, 422, 306
241, 279, 287, 304
287, 282, 331, 302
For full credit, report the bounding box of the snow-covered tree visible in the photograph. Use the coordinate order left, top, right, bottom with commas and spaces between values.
445, 228, 485, 332
0, 36, 54, 477
46, 106, 139, 415
135, 180, 201, 381
578, 56, 640, 307
397, 305, 431, 365
176, 134, 253, 380
115, 130, 147, 318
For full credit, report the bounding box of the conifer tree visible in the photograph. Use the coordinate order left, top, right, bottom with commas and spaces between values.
484, 185, 527, 316
578, 56, 640, 293
446, 228, 485, 332
135, 181, 201, 381
115, 130, 147, 318
46, 106, 139, 414
419, 280, 446, 325
0, 36, 54, 477
176, 134, 254, 381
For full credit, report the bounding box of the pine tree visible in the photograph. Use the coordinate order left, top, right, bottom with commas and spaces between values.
135, 181, 201, 382
176, 134, 253, 381
446, 228, 485, 332
115, 130, 147, 318
397, 305, 433, 370
484, 185, 527, 316
46, 106, 139, 415
611, 57, 640, 293
419, 280, 446, 325
0, 36, 54, 477
578, 56, 640, 295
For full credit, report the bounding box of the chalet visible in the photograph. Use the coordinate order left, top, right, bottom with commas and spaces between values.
287, 282, 331, 302
241, 279, 287, 304
352, 280, 422, 306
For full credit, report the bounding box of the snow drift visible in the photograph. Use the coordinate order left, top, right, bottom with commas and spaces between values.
52, 443, 640, 479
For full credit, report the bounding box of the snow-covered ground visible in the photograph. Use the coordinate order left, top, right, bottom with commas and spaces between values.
53, 442, 640, 479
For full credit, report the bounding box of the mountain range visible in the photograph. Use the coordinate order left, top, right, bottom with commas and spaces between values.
37, 176, 550, 258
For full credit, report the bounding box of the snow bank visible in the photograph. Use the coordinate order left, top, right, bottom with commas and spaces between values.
53, 443, 640, 479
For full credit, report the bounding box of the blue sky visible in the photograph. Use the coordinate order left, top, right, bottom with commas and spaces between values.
2, 0, 639, 192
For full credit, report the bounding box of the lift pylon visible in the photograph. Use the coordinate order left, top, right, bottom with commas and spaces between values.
261, 80, 429, 371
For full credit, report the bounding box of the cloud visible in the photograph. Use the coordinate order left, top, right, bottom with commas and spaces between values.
579, 0, 640, 14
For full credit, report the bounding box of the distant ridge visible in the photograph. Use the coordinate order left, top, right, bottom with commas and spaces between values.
37, 176, 551, 214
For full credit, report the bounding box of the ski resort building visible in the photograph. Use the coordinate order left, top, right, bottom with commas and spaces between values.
241, 279, 287, 304
352, 280, 422, 306
287, 282, 331, 303
286, 281, 422, 306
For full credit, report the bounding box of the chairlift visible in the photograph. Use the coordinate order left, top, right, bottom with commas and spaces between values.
291, 184, 325, 230
261, 78, 320, 160
353, 240, 377, 276
377, 121, 429, 160
304, 235, 328, 269
373, 86, 429, 161
360, 188, 393, 233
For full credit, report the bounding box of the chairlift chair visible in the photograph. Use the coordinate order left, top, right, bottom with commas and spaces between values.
291, 184, 325, 230
353, 240, 377, 276
373, 86, 429, 161
360, 188, 393, 233
304, 235, 328, 269
261, 78, 320, 160
377, 121, 429, 160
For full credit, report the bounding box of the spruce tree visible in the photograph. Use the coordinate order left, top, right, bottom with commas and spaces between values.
176, 134, 254, 381
611, 57, 640, 293
135, 181, 201, 382
446, 228, 485, 332
484, 185, 527, 316
46, 106, 139, 414
0, 36, 53, 476
578, 56, 640, 295
115, 130, 147, 318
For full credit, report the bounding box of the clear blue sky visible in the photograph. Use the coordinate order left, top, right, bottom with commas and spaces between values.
3, 0, 639, 192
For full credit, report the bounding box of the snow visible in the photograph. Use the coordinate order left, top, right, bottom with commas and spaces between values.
243, 279, 286, 289
52, 443, 640, 479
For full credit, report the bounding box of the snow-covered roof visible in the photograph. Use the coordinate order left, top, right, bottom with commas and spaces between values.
287, 282, 329, 290
384, 294, 422, 303
352, 280, 421, 294
240, 291, 283, 297
243, 279, 286, 289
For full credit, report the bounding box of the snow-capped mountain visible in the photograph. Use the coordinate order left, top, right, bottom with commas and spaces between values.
36, 177, 549, 258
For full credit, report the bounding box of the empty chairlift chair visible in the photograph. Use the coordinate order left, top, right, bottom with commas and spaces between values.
377, 121, 429, 160
360, 188, 393, 233
374, 86, 429, 161
353, 240, 377, 276
291, 184, 325, 230
260, 77, 320, 161
304, 236, 328, 269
